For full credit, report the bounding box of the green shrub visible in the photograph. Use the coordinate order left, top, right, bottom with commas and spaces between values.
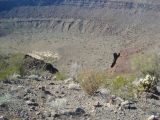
109, 75, 136, 99
0, 53, 24, 80
111, 76, 127, 89
129, 52, 160, 97
54, 72, 66, 80
77, 69, 107, 95
131, 53, 160, 78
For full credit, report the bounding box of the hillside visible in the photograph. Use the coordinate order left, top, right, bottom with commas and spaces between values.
0, 1, 160, 120
0, 1, 160, 72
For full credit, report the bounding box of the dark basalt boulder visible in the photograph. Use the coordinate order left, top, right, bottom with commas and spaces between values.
21, 55, 58, 76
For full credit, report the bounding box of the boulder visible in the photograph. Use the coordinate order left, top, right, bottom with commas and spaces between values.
21, 53, 58, 76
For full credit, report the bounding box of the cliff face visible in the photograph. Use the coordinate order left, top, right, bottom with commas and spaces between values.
1, 0, 160, 37
1, 0, 160, 12
1, 0, 160, 18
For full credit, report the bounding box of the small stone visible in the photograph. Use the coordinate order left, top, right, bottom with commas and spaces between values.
26, 100, 38, 106
47, 96, 55, 102
11, 73, 21, 79
75, 107, 85, 115
64, 78, 73, 84
68, 83, 80, 90
30, 106, 37, 111
156, 86, 160, 93
54, 114, 60, 118
17, 85, 24, 89
0, 116, 4, 120
3, 79, 12, 84
94, 102, 102, 108
51, 111, 56, 117
49, 82, 55, 85
147, 115, 159, 120
43, 90, 53, 95
23, 96, 30, 101
44, 111, 51, 117
36, 112, 41, 115
106, 102, 115, 109
120, 100, 135, 109
28, 75, 41, 81
25, 89, 32, 93
97, 88, 109, 98
20, 110, 29, 118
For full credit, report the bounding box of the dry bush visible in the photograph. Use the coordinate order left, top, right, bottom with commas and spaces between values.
77, 69, 107, 95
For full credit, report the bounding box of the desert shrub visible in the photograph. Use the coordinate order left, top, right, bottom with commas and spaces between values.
54, 72, 66, 80
77, 69, 107, 95
111, 76, 127, 89
133, 74, 158, 96
0, 53, 24, 80
130, 52, 160, 96
109, 75, 136, 99
131, 53, 160, 78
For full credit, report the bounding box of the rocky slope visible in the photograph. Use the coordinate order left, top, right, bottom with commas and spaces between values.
0, 1, 160, 120
0, 75, 160, 120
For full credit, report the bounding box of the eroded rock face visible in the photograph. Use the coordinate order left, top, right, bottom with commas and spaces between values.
21, 54, 58, 75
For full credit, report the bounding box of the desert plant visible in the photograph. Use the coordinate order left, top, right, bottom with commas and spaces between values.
131, 53, 160, 78
0, 53, 24, 80
54, 72, 66, 80
111, 76, 127, 89
77, 69, 107, 95
133, 74, 158, 94
109, 75, 136, 99
130, 52, 160, 98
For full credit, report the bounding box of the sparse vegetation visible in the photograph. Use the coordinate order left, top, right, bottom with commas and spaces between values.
108, 75, 136, 99
75, 52, 160, 99
54, 72, 67, 80
131, 52, 160, 95
77, 69, 136, 98
0, 53, 24, 80
133, 74, 158, 96
131, 52, 160, 78
77, 69, 107, 95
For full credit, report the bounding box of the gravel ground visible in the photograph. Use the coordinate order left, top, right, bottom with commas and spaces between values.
0, 76, 160, 120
